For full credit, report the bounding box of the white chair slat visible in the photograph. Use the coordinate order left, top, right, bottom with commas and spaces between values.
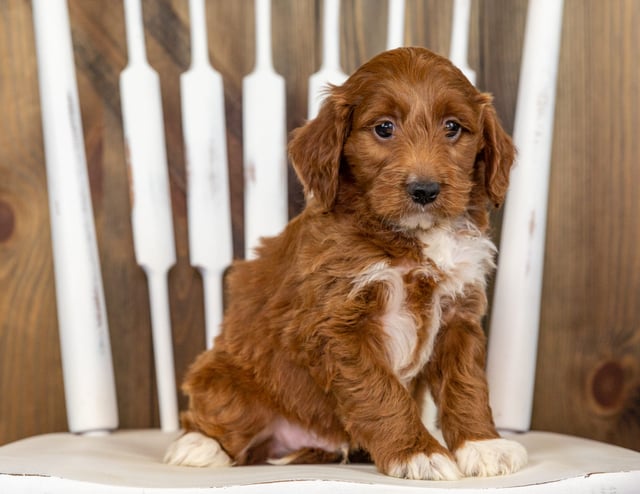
449, 0, 476, 85
182, 0, 233, 348
120, 0, 179, 432
308, 0, 348, 120
242, 0, 288, 259
31, 0, 118, 435
487, 0, 565, 432
386, 0, 406, 51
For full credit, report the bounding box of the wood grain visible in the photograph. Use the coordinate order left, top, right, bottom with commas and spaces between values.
1, 0, 638, 452
0, 0, 67, 441
533, 0, 640, 450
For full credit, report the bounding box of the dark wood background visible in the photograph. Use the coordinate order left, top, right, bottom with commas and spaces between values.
1, 0, 639, 451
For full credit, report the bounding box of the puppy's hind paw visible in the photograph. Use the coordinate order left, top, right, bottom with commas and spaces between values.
164, 431, 232, 467
387, 452, 462, 481
455, 438, 527, 477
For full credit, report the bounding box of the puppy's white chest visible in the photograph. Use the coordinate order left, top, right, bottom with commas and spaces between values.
419, 223, 496, 296
352, 223, 495, 384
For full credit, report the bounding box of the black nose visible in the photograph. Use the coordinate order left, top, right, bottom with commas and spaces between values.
407, 181, 440, 205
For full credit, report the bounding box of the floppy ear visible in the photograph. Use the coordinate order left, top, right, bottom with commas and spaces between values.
289, 87, 352, 211
477, 95, 516, 208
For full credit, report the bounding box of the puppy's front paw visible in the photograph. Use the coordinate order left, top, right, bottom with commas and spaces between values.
455, 438, 527, 477
164, 431, 232, 467
387, 452, 462, 480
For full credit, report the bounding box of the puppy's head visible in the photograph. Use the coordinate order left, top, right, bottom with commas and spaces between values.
289, 47, 514, 230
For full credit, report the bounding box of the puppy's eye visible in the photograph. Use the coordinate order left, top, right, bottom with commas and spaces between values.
374, 121, 395, 139
444, 120, 462, 140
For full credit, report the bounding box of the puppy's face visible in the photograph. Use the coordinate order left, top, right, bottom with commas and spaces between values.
342, 59, 488, 230
290, 48, 514, 231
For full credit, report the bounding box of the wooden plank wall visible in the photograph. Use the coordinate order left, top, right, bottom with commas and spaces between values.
0, 0, 638, 451
534, 1, 640, 450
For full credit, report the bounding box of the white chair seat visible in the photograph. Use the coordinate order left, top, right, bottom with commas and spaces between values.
1, 430, 639, 493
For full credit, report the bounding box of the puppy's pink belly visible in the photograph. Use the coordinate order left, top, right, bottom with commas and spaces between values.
269, 418, 341, 458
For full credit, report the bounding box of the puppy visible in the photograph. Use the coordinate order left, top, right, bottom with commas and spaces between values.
165, 47, 527, 480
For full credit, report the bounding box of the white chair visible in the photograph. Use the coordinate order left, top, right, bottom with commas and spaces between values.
2, 0, 639, 492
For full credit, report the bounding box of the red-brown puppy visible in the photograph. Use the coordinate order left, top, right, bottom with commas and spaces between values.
165, 47, 527, 480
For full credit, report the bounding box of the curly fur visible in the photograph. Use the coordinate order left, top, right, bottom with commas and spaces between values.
165, 47, 526, 479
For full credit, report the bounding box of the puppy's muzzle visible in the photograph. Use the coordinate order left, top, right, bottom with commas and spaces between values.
407, 181, 440, 205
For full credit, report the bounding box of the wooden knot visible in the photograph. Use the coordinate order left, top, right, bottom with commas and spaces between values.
0, 199, 15, 242
589, 360, 626, 415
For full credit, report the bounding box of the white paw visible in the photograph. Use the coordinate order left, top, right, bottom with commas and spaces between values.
164, 431, 232, 467
387, 452, 462, 480
455, 438, 527, 477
